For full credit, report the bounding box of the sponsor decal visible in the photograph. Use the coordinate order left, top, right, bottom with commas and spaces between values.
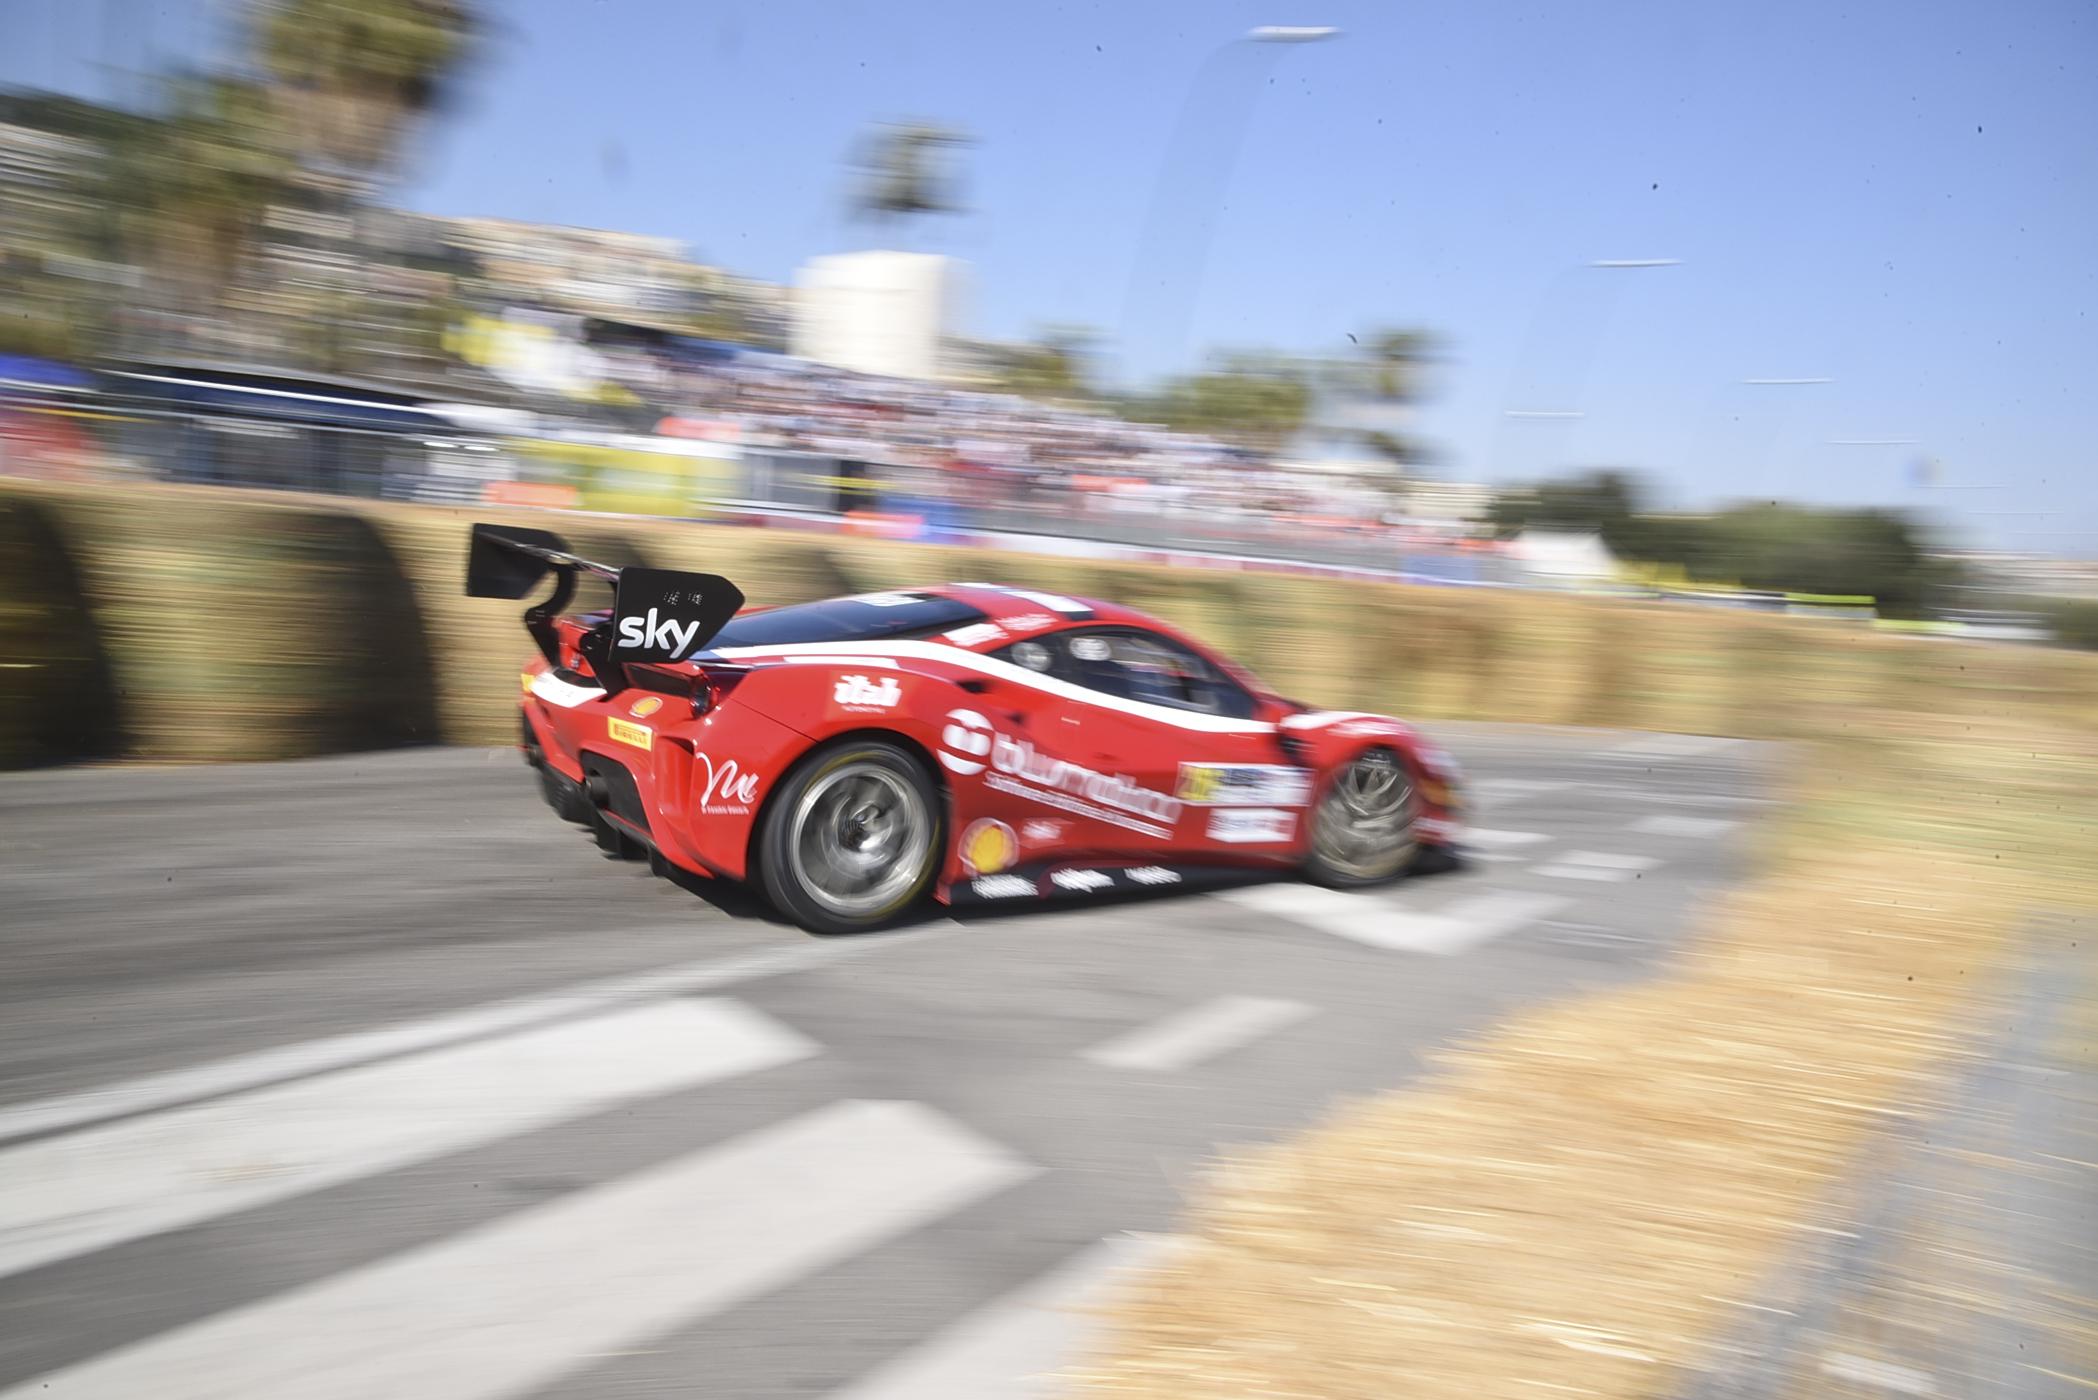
999, 612, 1058, 634
615, 606, 706, 660
628, 695, 664, 719
970, 874, 1037, 900
1069, 636, 1111, 662
959, 818, 1019, 876
1050, 868, 1114, 893
986, 731, 1183, 832
694, 753, 761, 814
939, 706, 1184, 838
520, 671, 535, 696
832, 673, 902, 711
939, 708, 995, 776
1208, 807, 1295, 843
606, 717, 653, 752
1175, 763, 1314, 807
1333, 718, 1402, 739
1019, 818, 1065, 844
943, 622, 1007, 648
1124, 865, 1181, 886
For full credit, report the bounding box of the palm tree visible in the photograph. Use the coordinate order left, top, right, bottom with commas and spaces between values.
254, 0, 478, 175
851, 121, 969, 223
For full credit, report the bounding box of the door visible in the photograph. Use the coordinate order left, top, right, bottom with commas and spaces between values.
993, 627, 1305, 859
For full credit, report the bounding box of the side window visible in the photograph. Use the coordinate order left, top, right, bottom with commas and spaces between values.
1055, 629, 1257, 719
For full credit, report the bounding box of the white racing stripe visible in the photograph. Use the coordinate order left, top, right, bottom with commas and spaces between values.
1083, 997, 1311, 1073
0, 936, 939, 1144
1222, 885, 1568, 954
6, 1101, 1033, 1400
713, 640, 1275, 735
0, 1000, 814, 1280
827, 1233, 1179, 1399
527, 672, 604, 708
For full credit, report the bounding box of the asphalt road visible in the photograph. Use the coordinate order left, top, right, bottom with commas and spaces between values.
0, 724, 1776, 1399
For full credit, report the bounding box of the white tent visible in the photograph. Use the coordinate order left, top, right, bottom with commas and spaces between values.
1505, 530, 1621, 586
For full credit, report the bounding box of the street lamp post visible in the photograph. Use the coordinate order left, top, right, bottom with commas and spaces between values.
1116, 25, 1342, 384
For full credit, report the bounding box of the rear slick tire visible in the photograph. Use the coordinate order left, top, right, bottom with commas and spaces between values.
757, 739, 943, 935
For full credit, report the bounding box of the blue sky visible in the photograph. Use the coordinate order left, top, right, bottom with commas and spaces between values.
6, 0, 2095, 550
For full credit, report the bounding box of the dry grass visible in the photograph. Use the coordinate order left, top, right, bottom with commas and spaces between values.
1070, 705, 2098, 1397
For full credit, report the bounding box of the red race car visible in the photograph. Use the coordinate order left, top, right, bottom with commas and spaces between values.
470, 522, 1463, 933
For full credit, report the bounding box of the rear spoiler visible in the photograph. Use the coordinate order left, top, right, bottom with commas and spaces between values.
466, 522, 744, 695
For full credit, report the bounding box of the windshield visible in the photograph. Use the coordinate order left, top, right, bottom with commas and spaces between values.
708, 593, 986, 648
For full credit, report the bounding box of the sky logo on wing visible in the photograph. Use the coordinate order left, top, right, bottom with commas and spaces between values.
616, 607, 705, 659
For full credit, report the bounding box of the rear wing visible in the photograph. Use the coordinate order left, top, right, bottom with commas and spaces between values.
466, 522, 744, 694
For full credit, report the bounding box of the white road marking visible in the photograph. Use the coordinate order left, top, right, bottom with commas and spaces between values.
1605, 733, 1742, 759
4, 1101, 1032, 1400
1556, 851, 1659, 869
1819, 1352, 1938, 1395
1083, 997, 1311, 1072
0, 934, 949, 1145
1221, 886, 1568, 954
826, 1233, 1179, 1398
0, 999, 814, 1281
1469, 778, 1572, 800
1631, 814, 1739, 839
1534, 864, 1632, 881
1533, 850, 1659, 883
1464, 827, 1551, 850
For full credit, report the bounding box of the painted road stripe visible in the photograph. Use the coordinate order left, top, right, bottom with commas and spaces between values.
1084, 997, 1311, 1072
0, 932, 954, 1145
1469, 778, 1572, 801
1606, 733, 1742, 759
0, 1000, 815, 1281
1819, 1352, 1938, 1395
1631, 814, 1740, 839
4, 1101, 1032, 1400
1464, 827, 1551, 850
827, 1233, 1179, 1398
1534, 851, 1660, 883
1222, 885, 1568, 955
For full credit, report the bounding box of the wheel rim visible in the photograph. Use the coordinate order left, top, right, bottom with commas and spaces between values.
1312, 749, 1417, 882
788, 760, 934, 920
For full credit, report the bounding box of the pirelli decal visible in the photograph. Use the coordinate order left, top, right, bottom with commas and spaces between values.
606, 716, 654, 751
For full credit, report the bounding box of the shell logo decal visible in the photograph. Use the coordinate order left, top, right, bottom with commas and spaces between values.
959, 818, 1019, 876
628, 696, 664, 719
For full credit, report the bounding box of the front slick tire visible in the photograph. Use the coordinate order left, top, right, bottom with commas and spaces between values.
758, 738, 943, 935
1303, 746, 1419, 888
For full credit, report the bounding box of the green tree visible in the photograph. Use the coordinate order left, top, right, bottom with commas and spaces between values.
985, 324, 1100, 404
1128, 351, 1312, 454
